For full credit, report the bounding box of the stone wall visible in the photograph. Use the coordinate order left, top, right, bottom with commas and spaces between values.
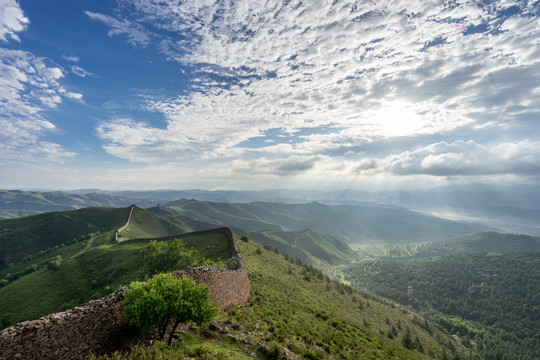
0, 226, 250, 360
113, 204, 135, 243
0, 288, 134, 360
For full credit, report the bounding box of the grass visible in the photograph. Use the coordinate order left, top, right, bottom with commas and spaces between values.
116, 206, 186, 242
0, 206, 132, 266
92, 237, 468, 359
0, 229, 233, 328
90, 332, 258, 360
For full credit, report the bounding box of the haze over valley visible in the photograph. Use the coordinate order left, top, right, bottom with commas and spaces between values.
1, 0, 539, 359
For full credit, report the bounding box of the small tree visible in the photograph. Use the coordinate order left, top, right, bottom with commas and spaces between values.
46, 255, 62, 271
122, 273, 218, 345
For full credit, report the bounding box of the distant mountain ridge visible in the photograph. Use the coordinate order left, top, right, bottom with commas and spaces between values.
3, 186, 539, 235
0, 190, 159, 219
157, 199, 491, 244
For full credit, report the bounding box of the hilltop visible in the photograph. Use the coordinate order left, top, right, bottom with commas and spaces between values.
0, 205, 471, 359
155, 199, 490, 244
0, 190, 161, 219
0, 207, 232, 327
90, 238, 469, 360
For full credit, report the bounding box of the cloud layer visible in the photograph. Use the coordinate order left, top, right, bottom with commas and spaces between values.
0, 0, 28, 42
0, 2, 78, 163
88, 0, 540, 185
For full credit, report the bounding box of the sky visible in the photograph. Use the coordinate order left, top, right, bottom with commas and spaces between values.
0, 0, 539, 191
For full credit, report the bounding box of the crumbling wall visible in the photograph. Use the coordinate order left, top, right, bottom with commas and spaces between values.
0, 226, 250, 360
113, 204, 135, 243
0, 289, 134, 360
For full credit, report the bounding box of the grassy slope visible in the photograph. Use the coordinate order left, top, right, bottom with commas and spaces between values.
232, 239, 467, 359
0, 206, 132, 266
164, 200, 286, 232
232, 227, 354, 266
0, 228, 232, 328
155, 203, 357, 266
116, 206, 187, 241
96, 238, 468, 359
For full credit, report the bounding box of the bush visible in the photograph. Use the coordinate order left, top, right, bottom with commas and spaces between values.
47, 255, 62, 271
122, 273, 219, 345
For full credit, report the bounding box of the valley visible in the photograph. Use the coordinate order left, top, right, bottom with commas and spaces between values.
0, 191, 538, 359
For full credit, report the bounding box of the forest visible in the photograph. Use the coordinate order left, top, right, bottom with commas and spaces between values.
344, 253, 540, 360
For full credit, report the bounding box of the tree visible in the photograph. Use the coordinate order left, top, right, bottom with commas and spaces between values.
46, 255, 62, 271
401, 328, 414, 349
122, 273, 219, 345
141, 239, 202, 275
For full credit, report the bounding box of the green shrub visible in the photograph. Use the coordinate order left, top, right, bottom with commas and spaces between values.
122, 273, 219, 345
46, 255, 62, 271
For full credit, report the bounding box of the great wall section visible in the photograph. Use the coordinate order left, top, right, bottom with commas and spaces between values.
0, 206, 250, 360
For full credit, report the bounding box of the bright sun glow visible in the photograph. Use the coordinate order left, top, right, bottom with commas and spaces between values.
365, 101, 425, 137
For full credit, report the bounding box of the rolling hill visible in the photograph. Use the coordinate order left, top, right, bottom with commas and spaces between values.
0, 190, 159, 219
158, 199, 491, 244
343, 252, 540, 360
0, 206, 132, 266
352, 232, 540, 259
0, 207, 233, 329
0, 206, 471, 359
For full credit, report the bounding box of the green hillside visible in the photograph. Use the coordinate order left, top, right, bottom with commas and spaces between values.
344, 253, 540, 360
151, 202, 357, 267
0, 207, 234, 329
94, 238, 469, 360
232, 227, 354, 266
352, 232, 540, 259
116, 206, 187, 241
162, 199, 286, 232
161, 199, 489, 244
0, 206, 132, 266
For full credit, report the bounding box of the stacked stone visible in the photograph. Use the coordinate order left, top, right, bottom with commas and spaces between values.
0, 230, 250, 359
0, 289, 135, 360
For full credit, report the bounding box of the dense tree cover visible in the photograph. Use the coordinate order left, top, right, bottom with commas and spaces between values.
374, 232, 540, 259
344, 253, 540, 360
122, 273, 218, 345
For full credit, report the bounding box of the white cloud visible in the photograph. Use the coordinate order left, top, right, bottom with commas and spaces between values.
0, 0, 28, 42
63, 91, 83, 100
62, 55, 80, 62
71, 65, 96, 78
352, 140, 540, 177
0, 48, 76, 162
91, 0, 540, 185
229, 155, 327, 176
84, 10, 151, 47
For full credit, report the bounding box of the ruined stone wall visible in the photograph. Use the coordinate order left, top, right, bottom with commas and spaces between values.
0, 289, 134, 360
0, 226, 250, 360
113, 204, 135, 243
175, 266, 250, 309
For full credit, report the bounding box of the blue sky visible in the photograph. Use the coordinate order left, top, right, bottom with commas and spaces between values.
1, 0, 539, 190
